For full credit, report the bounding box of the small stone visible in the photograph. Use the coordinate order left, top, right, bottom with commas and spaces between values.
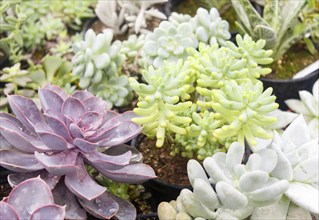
158, 202, 177, 220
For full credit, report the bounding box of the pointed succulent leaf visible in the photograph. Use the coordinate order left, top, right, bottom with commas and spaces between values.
38, 88, 64, 112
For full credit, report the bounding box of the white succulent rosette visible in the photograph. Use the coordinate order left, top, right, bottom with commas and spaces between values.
252, 115, 319, 218
285, 79, 319, 139
158, 142, 289, 220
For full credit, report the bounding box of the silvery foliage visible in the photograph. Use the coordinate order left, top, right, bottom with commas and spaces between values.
72, 29, 132, 108
0, 177, 65, 220
95, 0, 167, 35
252, 115, 318, 218
285, 79, 319, 139
158, 142, 290, 220
120, 34, 145, 69
141, 7, 230, 68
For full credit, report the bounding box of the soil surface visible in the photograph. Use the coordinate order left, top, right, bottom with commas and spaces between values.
136, 135, 193, 186
0, 182, 11, 200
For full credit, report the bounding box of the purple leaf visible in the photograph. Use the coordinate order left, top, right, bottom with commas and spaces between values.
69, 123, 84, 139
80, 112, 103, 131
84, 150, 131, 169
87, 118, 121, 142
104, 144, 143, 163
52, 181, 87, 220
115, 111, 138, 122
82, 97, 109, 113
34, 150, 79, 176
7, 177, 54, 219
78, 191, 119, 219
96, 163, 156, 183
98, 122, 142, 147
102, 110, 119, 123
71, 90, 94, 102
73, 138, 98, 153
109, 194, 137, 220
62, 97, 85, 121
64, 157, 106, 200
35, 123, 69, 151
42, 84, 68, 100
0, 201, 20, 220
38, 88, 64, 112
30, 204, 66, 220
44, 114, 72, 142
0, 150, 43, 172
8, 171, 60, 190
7, 95, 45, 133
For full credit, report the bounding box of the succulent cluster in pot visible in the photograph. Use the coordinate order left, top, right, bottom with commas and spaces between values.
130, 32, 277, 159
158, 116, 318, 220
0, 84, 156, 219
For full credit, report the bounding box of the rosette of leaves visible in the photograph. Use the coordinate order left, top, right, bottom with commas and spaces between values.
191, 7, 231, 46
141, 21, 198, 68
226, 34, 273, 79
129, 60, 194, 147
0, 177, 66, 220
285, 79, 318, 139
95, 0, 167, 35
211, 80, 278, 147
158, 142, 290, 220
0, 84, 156, 219
72, 29, 124, 88
168, 12, 192, 27
251, 115, 318, 218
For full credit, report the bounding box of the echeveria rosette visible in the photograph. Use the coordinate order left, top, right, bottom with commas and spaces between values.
226, 34, 273, 79
191, 7, 231, 46
141, 21, 198, 68
72, 29, 124, 89
129, 61, 194, 147
253, 115, 319, 217
211, 80, 278, 147
0, 177, 65, 220
158, 142, 289, 220
285, 79, 319, 139
0, 84, 156, 219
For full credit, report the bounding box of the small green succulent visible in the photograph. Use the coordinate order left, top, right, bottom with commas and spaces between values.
131, 34, 278, 159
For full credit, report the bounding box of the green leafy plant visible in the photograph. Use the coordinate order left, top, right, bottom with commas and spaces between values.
130, 34, 277, 159
231, 0, 317, 60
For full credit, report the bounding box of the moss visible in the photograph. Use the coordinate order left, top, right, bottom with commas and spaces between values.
266, 43, 319, 79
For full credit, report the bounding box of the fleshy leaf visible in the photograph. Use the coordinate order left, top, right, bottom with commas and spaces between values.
0, 201, 20, 220
35, 123, 68, 151
30, 204, 66, 220
78, 191, 119, 219
38, 88, 64, 112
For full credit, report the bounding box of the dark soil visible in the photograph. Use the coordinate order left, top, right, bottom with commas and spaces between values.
0, 182, 11, 200
137, 135, 192, 186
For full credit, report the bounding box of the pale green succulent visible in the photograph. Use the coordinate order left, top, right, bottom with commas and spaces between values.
285, 80, 319, 139
191, 7, 231, 46
141, 21, 198, 68
158, 142, 290, 220
129, 60, 194, 147
168, 12, 192, 26
72, 29, 124, 89
211, 80, 278, 147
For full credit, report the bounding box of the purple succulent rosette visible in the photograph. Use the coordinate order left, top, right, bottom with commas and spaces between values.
0, 84, 156, 219
0, 177, 65, 220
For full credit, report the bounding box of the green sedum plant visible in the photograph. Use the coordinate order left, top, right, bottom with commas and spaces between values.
231, 0, 317, 60
130, 34, 277, 159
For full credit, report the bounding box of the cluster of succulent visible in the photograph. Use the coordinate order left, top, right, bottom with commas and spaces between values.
285, 79, 319, 139
231, 0, 317, 60
95, 0, 167, 35
140, 7, 231, 68
0, 84, 156, 219
0, 177, 66, 219
131, 34, 277, 159
158, 115, 318, 219
72, 29, 133, 109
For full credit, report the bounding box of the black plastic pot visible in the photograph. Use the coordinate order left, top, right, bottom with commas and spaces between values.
260, 68, 319, 110
136, 213, 159, 220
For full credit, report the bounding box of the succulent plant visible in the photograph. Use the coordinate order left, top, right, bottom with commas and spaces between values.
285, 79, 319, 139
191, 7, 231, 46
141, 20, 198, 68
0, 84, 156, 219
168, 12, 191, 26
0, 177, 66, 220
95, 0, 167, 35
252, 115, 318, 218
131, 34, 278, 158
158, 142, 290, 219
120, 34, 145, 68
